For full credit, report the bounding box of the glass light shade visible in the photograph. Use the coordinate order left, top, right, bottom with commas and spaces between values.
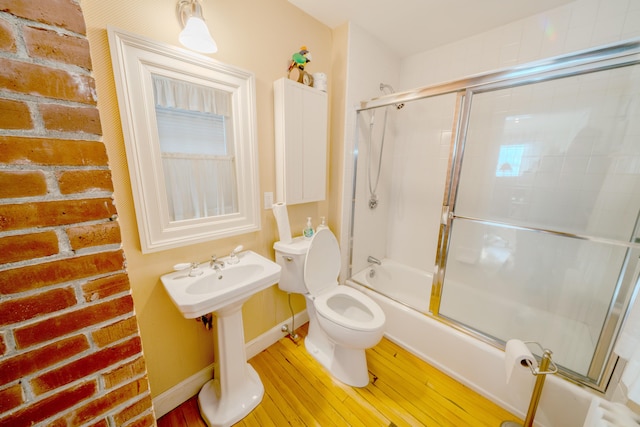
179, 16, 217, 53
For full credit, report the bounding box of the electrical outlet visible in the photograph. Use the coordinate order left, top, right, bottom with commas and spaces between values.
264, 192, 273, 209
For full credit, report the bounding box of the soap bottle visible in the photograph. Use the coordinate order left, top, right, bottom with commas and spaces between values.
317, 216, 328, 230
303, 217, 314, 239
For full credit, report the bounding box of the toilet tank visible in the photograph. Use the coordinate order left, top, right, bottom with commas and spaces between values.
273, 237, 311, 293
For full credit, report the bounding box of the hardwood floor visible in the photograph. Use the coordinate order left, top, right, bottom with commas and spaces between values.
158, 324, 520, 426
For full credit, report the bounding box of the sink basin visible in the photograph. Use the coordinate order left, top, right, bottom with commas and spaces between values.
161, 250, 281, 318
185, 264, 264, 295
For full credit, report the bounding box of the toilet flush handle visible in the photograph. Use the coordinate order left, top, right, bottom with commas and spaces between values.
282, 255, 293, 262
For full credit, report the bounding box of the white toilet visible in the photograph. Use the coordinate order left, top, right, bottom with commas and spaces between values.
274, 228, 385, 387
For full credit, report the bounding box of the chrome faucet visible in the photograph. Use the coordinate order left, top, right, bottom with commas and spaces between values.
212, 263, 223, 279
210, 255, 224, 279
210, 255, 224, 269
367, 255, 382, 265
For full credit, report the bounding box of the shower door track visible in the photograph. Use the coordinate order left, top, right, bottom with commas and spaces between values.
359, 38, 640, 112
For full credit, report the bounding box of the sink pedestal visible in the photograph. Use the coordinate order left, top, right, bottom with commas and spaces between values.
198, 300, 263, 427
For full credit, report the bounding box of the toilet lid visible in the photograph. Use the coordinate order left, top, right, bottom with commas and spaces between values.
304, 228, 341, 296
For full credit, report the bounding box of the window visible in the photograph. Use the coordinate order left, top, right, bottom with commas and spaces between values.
496, 144, 526, 177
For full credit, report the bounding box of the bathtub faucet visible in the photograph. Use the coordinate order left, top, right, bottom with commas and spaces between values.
367, 256, 382, 265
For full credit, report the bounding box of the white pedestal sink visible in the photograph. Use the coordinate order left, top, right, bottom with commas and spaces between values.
161, 251, 281, 427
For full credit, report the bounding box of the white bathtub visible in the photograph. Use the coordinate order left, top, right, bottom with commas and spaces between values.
347, 260, 595, 427
350, 258, 431, 312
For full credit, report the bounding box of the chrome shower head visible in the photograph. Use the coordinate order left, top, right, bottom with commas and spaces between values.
379, 83, 405, 110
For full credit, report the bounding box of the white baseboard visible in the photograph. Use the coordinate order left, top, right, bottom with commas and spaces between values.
153, 362, 214, 419
246, 310, 309, 360
153, 310, 309, 418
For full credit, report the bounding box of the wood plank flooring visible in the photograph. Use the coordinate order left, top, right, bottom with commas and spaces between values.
158, 324, 520, 426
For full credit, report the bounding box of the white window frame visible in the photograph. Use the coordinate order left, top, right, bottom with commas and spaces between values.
108, 27, 260, 253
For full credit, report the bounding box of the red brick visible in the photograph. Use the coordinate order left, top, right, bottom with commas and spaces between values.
0, 382, 96, 427
40, 103, 101, 134
0, 250, 125, 296
0, 0, 86, 35
47, 417, 67, 427
14, 295, 133, 349
0, 18, 16, 52
57, 170, 113, 195
121, 412, 155, 427
0, 286, 76, 327
58, 378, 148, 427
24, 26, 91, 70
82, 273, 131, 302
0, 230, 58, 264
0, 98, 32, 129
67, 221, 120, 251
114, 395, 153, 426
0, 384, 23, 413
92, 316, 139, 348
0, 170, 47, 199
0, 333, 5, 356
102, 357, 146, 390
0, 335, 89, 386
0, 136, 108, 166
31, 337, 142, 395
0, 57, 95, 104
0, 197, 117, 232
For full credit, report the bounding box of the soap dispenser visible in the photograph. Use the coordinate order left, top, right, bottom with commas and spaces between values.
303, 217, 314, 239
317, 216, 328, 230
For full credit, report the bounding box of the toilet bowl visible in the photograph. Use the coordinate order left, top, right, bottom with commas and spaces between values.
274, 228, 385, 387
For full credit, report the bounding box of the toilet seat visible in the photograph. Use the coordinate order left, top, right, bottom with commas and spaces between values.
304, 228, 385, 332
314, 286, 385, 332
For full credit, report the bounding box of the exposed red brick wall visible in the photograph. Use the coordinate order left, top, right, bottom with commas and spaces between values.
0, 2, 155, 426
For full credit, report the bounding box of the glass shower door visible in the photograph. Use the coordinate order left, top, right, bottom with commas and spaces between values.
437, 63, 640, 387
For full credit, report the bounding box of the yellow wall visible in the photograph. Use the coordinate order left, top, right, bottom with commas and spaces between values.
328, 23, 349, 241
80, 0, 334, 397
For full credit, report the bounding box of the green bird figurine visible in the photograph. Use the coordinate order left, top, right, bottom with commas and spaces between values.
288, 45, 312, 72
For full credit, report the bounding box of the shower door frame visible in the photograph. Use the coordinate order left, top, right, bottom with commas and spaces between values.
355, 38, 640, 392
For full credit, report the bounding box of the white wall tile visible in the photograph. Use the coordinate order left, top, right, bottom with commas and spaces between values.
622, 8, 640, 39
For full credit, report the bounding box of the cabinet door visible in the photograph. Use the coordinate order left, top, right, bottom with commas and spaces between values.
274, 78, 328, 204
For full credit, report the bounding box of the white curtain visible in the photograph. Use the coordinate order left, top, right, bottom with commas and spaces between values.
615, 295, 640, 405
162, 154, 237, 221
152, 75, 237, 221
152, 75, 230, 116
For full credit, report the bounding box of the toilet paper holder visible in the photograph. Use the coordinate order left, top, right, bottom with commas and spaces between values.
502, 341, 558, 427
520, 341, 558, 376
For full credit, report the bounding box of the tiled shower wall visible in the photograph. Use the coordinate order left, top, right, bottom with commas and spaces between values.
402, 0, 640, 87
0, 1, 154, 425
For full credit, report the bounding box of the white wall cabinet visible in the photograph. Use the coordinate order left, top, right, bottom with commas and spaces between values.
274, 78, 328, 205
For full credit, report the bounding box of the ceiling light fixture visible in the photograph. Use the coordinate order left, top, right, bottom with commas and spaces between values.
177, 0, 218, 54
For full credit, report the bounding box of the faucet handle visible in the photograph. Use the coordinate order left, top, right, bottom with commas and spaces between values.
173, 262, 203, 277
227, 245, 243, 265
